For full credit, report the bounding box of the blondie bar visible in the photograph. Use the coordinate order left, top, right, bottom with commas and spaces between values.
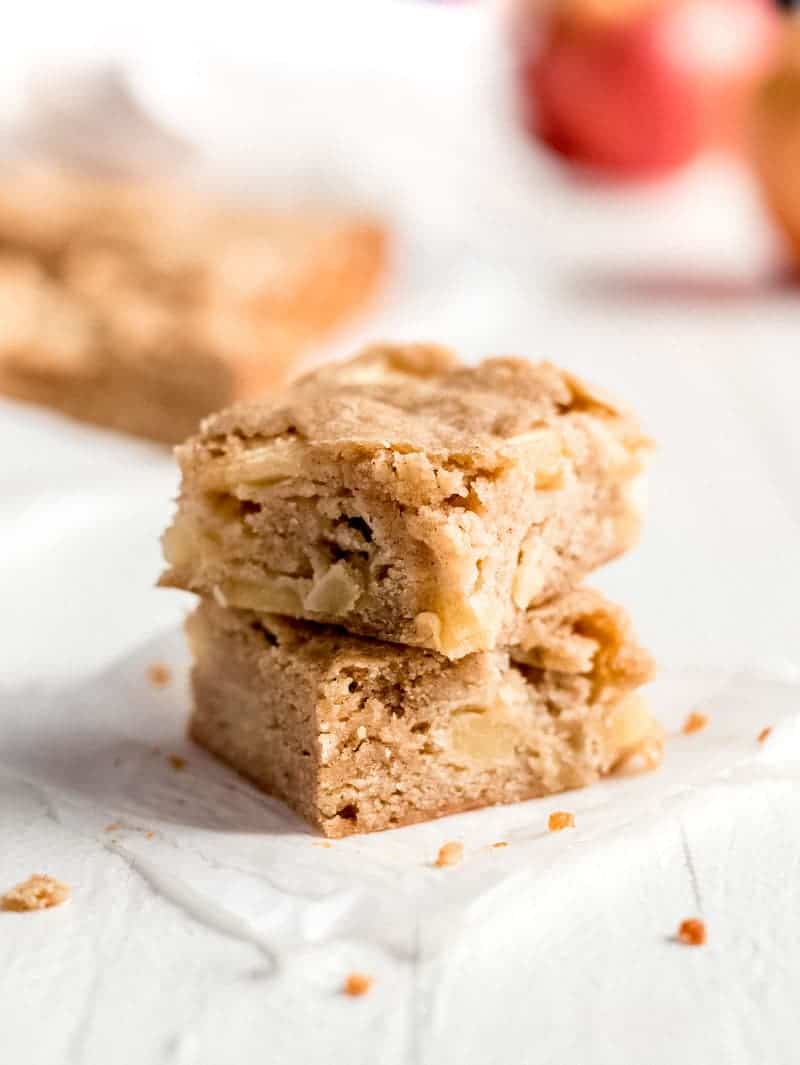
0, 167, 386, 443
187, 588, 657, 837
163, 344, 650, 657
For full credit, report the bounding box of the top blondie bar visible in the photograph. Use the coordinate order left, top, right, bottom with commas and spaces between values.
162, 343, 650, 658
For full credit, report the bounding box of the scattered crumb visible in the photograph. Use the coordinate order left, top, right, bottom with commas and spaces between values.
434, 841, 464, 868
682, 711, 709, 735
312, 841, 332, 849
343, 972, 373, 997
112, 756, 123, 769
758, 726, 773, 744
145, 832, 154, 840
548, 811, 575, 832
492, 842, 509, 849
147, 663, 172, 688
168, 755, 187, 771
104, 822, 123, 833
613, 730, 665, 777
2, 875, 71, 912
677, 918, 706, 946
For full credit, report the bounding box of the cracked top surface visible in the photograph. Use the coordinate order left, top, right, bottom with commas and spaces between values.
190, 343, 649, 468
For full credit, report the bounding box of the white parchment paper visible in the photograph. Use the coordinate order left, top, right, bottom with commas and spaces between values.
2, 636, 798, 964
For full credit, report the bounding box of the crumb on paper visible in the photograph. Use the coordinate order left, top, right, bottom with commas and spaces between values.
168, 755, 187, 771
104, 822, 123, 833
2, 875, 71, 912
758, 726, 773, 744
492, 842, 509, 849
434, 841, 464, 868
677, 918, 706, 946
548, 811, 575, 832
147, 663, 172, 688
343, 972, 373, 997
682, 711, 708, 735
312, 841, 332, 848
613, 730, 665, 777
145, 832, 154, 840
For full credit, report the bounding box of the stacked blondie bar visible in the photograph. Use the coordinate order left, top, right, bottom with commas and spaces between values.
162, 343, 660, 837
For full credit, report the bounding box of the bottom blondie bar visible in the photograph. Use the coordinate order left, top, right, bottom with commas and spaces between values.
187, 590, 658, 838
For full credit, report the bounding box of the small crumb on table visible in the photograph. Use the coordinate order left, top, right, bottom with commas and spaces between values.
757, 726, 773, 744
682, 711, 708, 735
613, 731, 665, 777
2, 874, 71, 912
677, 918, 706, 946
312, 841, 332, 848
548, 811, 575, 832
168, 755, 187, 771
343, 972, 373, 997
492, 841, 509, 849
434, 841, 464, 868
104, 822, 123, 833
147, 663, 172, 688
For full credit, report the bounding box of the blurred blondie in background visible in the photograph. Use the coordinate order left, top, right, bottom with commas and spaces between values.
1, 0, 799, 446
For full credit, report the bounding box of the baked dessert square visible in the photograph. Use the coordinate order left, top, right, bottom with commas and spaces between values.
0, 167, 386, 443
186, 588, 658, 838
0, 255, 243, 443
162, 344, 650, 657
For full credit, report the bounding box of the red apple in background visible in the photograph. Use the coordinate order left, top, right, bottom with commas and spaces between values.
751, 23, 800, 266
512, 0, 781, 179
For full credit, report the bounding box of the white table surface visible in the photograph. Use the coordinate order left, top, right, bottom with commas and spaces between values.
2, 5, 800, 1063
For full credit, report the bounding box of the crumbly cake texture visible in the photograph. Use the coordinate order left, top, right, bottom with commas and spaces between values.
1, 874, 71, 911
163, 344, 650, 658
0, 167, 385, 443
186, 588, 658, 838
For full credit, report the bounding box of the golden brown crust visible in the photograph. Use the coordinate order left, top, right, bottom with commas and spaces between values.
194, 343, 648, 463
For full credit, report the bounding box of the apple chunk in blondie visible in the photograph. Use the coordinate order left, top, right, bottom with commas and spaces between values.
163, 344, 650, 658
